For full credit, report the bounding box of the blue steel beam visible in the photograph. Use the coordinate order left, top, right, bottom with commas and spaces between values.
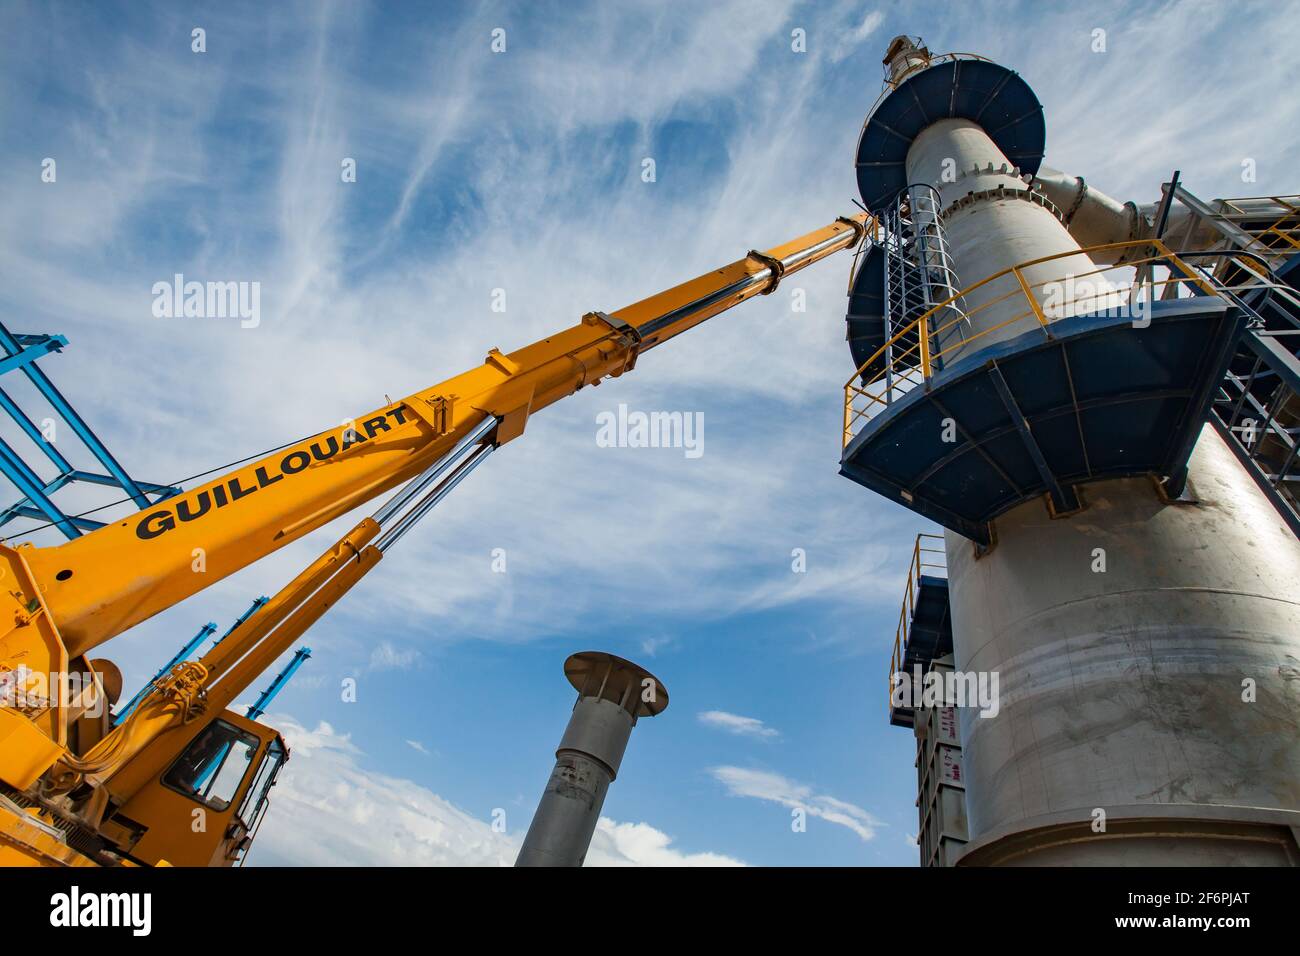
212, 596, 271, 647
0, 384, 75, 474
0, 335, 67, 377
66, 470, 180, 497
246, 647, 312, 720
0, 435, 80, 538
2, 503, 104, 532
988, 360, 1080, 513
0, 323, 182, 537
0, 321, 150, 509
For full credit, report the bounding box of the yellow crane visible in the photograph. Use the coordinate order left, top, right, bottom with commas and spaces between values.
0, 213, 869, 866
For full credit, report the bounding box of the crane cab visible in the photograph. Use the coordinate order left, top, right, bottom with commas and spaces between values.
106, 712, 289, 867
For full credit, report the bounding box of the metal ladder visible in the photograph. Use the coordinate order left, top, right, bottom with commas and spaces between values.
881, 185, 968, 398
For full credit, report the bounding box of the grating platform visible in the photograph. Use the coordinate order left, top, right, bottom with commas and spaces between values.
841, 298, 1243, 544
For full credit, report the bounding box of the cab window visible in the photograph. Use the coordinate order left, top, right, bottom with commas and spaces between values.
162, 720, 260, 811
236, 738, 286, 830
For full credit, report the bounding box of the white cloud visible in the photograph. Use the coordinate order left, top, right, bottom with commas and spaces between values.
247, 718, 510, 867
640, 635, 676, 658
247, 717, 743, 867
588, 818, 745, 867
369, 641, 422, 671
710, 765, 884, 842
405, 739, 431, 756
829, 9, 886, 63
0, 1, 927, 674
698, 710, 780, 738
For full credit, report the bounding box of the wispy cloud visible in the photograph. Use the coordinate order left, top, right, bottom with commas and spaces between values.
829, 8, 886, 63
698, 710, 780, 739
405, 739, 431, 756
710, 765, 884, 842
369, 641, 421, 671
0, 0, 917, 667
590, 819, 745, 868
640, 635, 677, 658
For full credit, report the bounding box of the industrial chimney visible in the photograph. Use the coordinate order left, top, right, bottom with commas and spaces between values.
844, 37, 1300, 865
515, 651, 668, 867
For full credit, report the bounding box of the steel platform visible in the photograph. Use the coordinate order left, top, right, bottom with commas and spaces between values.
856, 58, 1046, 212
841, 298, 1243, 544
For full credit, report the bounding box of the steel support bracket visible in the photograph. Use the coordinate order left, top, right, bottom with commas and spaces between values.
746, 250, 786, 294
583, 311, 642, 375
988, 362, 1081, 515
836, 215, 869, 247
405, 394, 454, 438
493, 397, 533, 446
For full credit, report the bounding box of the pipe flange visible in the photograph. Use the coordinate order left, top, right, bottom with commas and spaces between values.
1111, 201, 1149, 264
1061, 176, 1088, 225
940, 186, 1065, 224
951, 161, 1024, 187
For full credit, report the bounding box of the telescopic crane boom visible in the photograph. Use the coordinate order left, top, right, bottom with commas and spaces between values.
0, 212, 868, 866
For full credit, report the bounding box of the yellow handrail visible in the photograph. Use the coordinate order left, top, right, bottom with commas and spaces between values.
1204, 195, 1300, 259
843, 239, 1226, 448
887, 532, 947, 718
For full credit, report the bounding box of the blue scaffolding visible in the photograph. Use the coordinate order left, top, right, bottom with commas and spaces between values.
0, 319, 179, 539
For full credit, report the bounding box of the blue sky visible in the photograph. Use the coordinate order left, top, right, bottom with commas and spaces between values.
1, 0, 1297, 865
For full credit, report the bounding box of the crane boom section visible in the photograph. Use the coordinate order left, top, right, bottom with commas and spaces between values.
13, 216, 866, 657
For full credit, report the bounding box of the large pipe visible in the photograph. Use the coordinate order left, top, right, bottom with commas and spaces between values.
1028, 166, 1144, 258
515, 652, 668, 867
905, 118, 1097, 357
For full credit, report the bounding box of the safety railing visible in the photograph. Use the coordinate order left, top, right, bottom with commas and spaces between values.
887, 532, 947, 719
842, 239, 1220, 448
1214, 195, 1300, 271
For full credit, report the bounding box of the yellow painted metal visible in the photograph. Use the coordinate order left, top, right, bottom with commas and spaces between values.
103, 542, 381, 804
887, 533, 947, 721
1215, 195, 1300, 261
19, 214, 866, 659
0, 709, 65, 790
0, 212, 867, 867
0, 801, 101, 867
917, 313, 931, 380
116, 711, 283, 867
1013, 267, 1049, 329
